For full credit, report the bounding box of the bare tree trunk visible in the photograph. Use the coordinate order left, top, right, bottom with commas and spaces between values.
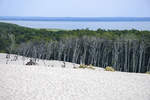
138, 41, 144, 73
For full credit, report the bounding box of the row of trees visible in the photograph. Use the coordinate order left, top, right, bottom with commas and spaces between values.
1, 22, 150, 52
16, 36, 150, 73
1, 22, 150, 73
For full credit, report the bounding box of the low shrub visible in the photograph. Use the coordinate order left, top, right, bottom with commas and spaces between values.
73, 66, 78, 69
105, 66, 115, 72
145, 71, 150, 74
79, 64, 88, 69
87, 64, 95, 70
26, 59, 38, 65
79, 64, 95, 70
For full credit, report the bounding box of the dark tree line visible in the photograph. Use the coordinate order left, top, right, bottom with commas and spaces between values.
16, 36, 150, 73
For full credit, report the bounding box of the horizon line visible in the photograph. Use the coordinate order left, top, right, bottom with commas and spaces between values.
1, 16, 150, 18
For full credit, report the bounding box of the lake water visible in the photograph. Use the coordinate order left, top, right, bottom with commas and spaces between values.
0, 20, 150, 31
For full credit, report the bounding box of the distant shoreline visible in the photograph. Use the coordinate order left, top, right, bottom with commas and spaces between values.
0, 17, 150, 22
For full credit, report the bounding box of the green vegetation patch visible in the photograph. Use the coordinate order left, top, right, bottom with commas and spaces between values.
0, 22, 150, 73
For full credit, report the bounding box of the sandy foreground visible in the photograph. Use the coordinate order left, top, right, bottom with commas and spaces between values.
0, 53, 150, 100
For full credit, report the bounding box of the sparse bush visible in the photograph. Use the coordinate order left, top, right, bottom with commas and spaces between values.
79, 64, 95, 70
79, 64, 88, 69
145, 71, 150, 74
105, 66, 115, 72
26, 59, 38, 65
73, 66, 78, 69
87, 64, 95, 70
61, 61, 66, 68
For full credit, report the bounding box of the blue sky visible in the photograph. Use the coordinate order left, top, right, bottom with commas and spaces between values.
0, 0, 150, 17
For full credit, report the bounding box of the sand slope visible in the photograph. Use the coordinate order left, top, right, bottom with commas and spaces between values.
0, 53, 150, 100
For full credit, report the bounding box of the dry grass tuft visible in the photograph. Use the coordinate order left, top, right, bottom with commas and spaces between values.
79, 64, 95, 70
105, 66, 115, 72
145, 71, 150, 74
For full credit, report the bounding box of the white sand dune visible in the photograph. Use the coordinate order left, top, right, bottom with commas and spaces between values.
0, 53, 150, 100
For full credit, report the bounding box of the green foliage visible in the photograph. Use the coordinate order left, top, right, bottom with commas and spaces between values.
105, 66, 115, 72
1, 22, 150, 73
0, 22, 150, 54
